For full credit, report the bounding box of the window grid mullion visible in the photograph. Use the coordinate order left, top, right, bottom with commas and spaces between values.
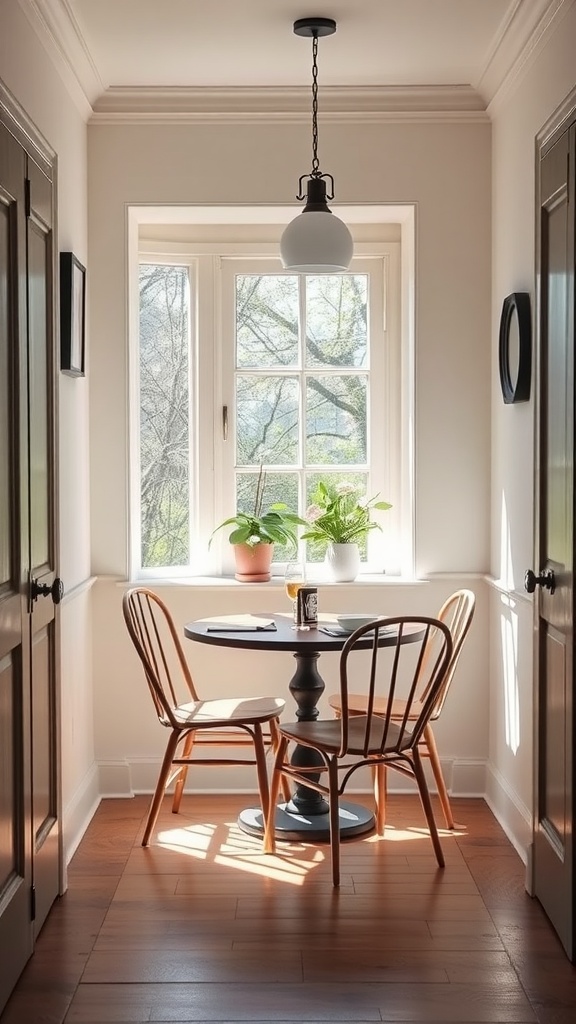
299, 275, 307, 513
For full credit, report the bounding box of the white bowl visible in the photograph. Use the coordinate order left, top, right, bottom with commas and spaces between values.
336, 614, 378, 632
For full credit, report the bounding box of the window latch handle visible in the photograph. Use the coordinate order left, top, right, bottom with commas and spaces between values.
222, 405, 228, 441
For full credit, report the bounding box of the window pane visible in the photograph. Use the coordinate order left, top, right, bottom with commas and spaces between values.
306, 375, 367, 464
236, 275, 299, 367
236, 376, 299, 466
306, 275, 368, 368
139, 265, 190, 567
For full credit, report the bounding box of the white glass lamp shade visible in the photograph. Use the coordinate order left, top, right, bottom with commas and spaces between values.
280, 210, 354, 273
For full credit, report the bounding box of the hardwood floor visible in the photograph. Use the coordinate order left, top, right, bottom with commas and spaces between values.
2, 793, 576, 1023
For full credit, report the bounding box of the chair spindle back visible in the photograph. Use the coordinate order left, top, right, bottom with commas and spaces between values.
123, 588, 199, 728
338, 616, 453, 758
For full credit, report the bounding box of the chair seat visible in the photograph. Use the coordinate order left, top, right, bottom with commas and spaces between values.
279, 716, 415, 756
173, 695, 285, 728
328, 693, 423, 720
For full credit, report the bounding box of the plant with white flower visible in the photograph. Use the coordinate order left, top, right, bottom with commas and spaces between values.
301, 480, 391, 547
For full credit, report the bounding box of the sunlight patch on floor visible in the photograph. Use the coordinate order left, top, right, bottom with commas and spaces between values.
153, 815, 465, 883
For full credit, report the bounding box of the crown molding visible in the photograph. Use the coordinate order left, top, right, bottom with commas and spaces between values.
89, 110, 490, 127
89, 85, 488, 124
19, 0, 103, 116
476, 0, 571, 108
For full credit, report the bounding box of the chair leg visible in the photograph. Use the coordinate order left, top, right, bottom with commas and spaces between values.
172, 731, 194, 814
372, 762, 387, 835
423, 724, 455, 829
269, 717, 292, 804
252, 722, 271, 824
328, 757, 341, 887
143, 730, 181, 847
412, 747, 444, 869
264, 735, 289, 855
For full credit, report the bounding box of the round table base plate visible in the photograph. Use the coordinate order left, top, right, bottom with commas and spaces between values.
238, 800, 375, 842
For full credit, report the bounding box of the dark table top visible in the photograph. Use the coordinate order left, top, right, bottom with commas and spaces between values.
184, 613, 423, 653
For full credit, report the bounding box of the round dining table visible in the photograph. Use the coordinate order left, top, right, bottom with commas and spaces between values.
184, 612, 423, 842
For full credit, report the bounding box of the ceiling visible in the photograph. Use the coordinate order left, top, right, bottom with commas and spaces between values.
33, 0, 557, 115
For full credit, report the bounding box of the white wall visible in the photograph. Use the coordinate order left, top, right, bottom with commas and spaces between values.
87, 116, 492, 802
488, 6, 576, 858
1, 0, 96, 860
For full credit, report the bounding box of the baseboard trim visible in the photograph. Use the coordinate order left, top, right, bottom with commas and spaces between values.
62, 763, 101, 866
484, 762, 532, 864
98, 756, 487, 799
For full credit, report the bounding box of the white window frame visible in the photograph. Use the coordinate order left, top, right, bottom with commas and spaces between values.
217, 255, 399, 576
127, 206, 415, 582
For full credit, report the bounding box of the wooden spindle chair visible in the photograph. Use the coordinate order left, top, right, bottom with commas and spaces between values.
264, 616, 453, 886
123, 587, 287, 846
328, 590, 475, 832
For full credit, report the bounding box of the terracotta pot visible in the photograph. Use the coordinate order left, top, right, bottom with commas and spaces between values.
233, 542, 273, 582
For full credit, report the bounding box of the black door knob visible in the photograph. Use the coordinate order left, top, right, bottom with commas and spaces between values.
524, 568, 555, 594
31, 576, 64, 604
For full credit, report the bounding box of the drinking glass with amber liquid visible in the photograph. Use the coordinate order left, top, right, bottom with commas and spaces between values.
284, 560, 306, 628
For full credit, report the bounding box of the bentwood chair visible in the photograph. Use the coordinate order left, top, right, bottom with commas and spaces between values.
123, 587, 286, 846
328, 590, 475, 832
264, 616, 453, 886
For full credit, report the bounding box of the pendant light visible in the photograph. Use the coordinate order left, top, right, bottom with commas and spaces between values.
280, 17, 353, 274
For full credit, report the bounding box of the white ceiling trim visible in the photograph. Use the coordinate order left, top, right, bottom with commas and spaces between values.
90, 84, 488, 124
476, 0, 571, 105
89, 109, 490, 127
486, 0, 575, 113
21, 0, 103, 110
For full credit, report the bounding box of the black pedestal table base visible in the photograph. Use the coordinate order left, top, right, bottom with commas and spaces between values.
238, 800, 375, 842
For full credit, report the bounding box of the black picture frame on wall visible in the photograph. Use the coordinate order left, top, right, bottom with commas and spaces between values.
60, 251, 86, 377
498, 291, 531, 404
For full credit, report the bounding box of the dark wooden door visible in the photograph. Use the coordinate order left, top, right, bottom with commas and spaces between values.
532, 118, 575, 959
0, 111, 60, 1011
0, 115, 34, 1017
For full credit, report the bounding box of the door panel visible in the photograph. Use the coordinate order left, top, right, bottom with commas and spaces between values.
28, 209, 50, 571
533, 121, 575, 959
0, 202, 10, 582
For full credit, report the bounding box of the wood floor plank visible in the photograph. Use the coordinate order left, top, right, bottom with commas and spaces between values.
82, 949, 304, 984
63, 980, 537, 1022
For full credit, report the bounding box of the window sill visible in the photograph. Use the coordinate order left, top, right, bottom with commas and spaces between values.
127, 573, 426, 589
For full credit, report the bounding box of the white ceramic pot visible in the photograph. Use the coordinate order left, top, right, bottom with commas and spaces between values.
326, 542, 361, 583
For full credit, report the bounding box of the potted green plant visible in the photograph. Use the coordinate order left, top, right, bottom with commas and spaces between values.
209, 469, 304, 582
301, 480, 391, 582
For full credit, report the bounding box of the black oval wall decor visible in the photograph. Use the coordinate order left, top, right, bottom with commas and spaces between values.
498, 291, 531, 404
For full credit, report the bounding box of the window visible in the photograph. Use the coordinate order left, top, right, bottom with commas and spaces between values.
132, 243, 404, 579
